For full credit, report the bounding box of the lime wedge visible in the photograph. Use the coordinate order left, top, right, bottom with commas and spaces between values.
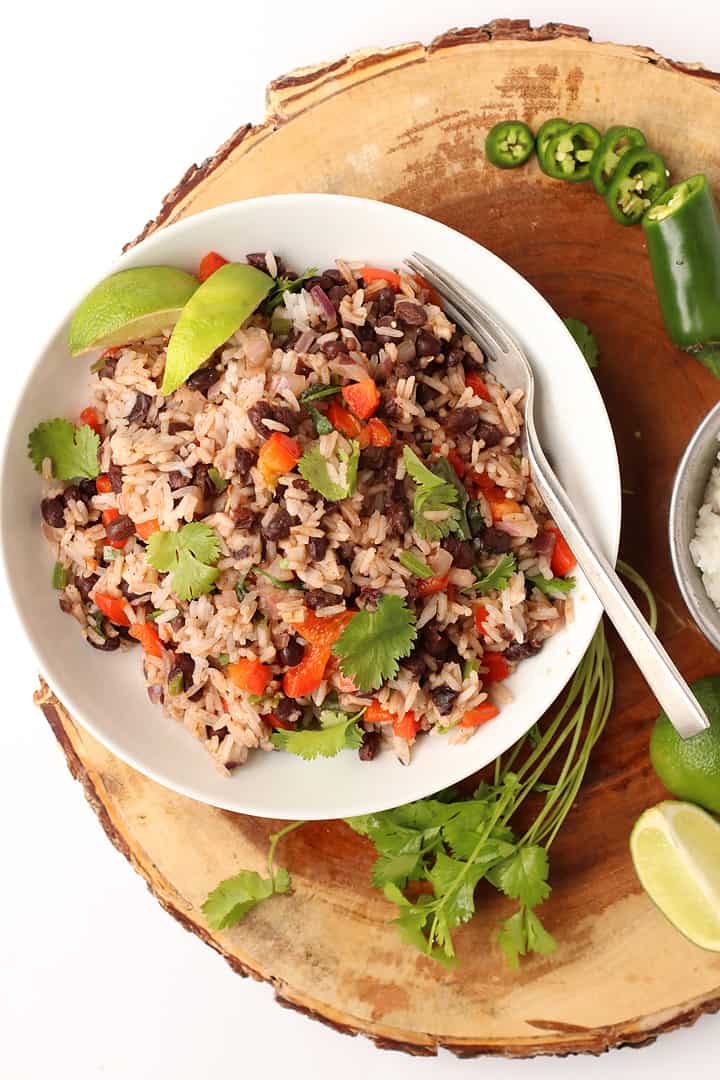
161, 263, 273, 396
630, 801, 720, 951
68, 267, 198, 357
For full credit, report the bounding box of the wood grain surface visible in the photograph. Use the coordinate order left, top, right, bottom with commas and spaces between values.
39, 20, 720, 1057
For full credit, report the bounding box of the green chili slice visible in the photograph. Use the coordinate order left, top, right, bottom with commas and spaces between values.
52, 562, 68, 589
605, 147, 668, 226
590, 125, 647, 195
485, 121, 535, 169
544, 122, 602, 182
536, 118, 570, 174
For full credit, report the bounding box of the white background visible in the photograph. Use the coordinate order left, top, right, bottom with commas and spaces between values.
2, 1, 718, 1076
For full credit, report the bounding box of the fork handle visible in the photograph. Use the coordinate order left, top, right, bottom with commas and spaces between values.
526, 434, 708, 739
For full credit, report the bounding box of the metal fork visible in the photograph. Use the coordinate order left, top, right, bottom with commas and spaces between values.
407, 252, 708, 739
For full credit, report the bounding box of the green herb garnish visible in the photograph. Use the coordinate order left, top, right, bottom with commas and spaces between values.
271, 708, 366, 760
28, 419, 100, 481
527, 574, 576, 596
298, 440, 360, 502
300, 384, 342, 403
563, 317, 599, 369
262, 267, 318, 314
398, 551, 433, 579
208, 466, 228, 493
147, 522, 221, 601
253, 567, 302, 591
403, 447, 461, 541
430, 456, 471, 539
469, 554, 517, 595
51, 562, 68, 589
217, 652, 230, 667
332, 595, 417, 692
304, 404, 334, 436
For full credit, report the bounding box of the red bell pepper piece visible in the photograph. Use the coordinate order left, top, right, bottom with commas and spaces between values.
94, 592, 130, 627
460, 703, 500, 727
342, 379, 380, 420
129, 621, 164, 658
198, 251, 228, 282
228, 657, 272, 695
80, 406, 102, 436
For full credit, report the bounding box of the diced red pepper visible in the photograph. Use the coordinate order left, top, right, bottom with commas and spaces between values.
267, 712, 295, 731
465, 372, 493, 401
393, 709, 420, 740
136, 518, 160, 541
364, 699, 397, 725
99, 347, 121, 360
411, 274, 442, 307
475, 605, 489, 634
258, 432, 302, 487
483, 651, 510, 683
94, 592, 130, 627
227, 657, 272, 695
129, 621, 164, 658
359, 418, 392, 448
547, 524, 576, 576
102, 507, 128, 550
96, 473, 113, 494
290, 607, 354, 647
327, 398, 363, 438
342, 379, 380, 420
446, 448, 466, 478
417, 574, 450, 597
359, 266, 402, 290
283, 643, 332, 698
460, 703, 500, 727
198, 251, 228, 282
80, 406, 102, 436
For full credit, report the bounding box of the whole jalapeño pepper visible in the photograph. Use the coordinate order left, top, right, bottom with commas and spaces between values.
543, 122, 602, 182
591, 125, 647, 195
485, 121, 535, 168
605, 147, 668, 226
643, 174, 720, 354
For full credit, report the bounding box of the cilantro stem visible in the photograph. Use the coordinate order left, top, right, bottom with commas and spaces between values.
267, 820, 305, 883
617, 558, 658, 632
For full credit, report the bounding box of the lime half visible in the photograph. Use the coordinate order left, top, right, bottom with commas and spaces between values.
161, 263, 273, 396
630, 801, 720, 951
68, 267, 198, 357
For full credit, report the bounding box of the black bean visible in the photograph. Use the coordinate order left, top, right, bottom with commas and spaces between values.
106, 462, 123, 492
233, 507, 255, 531
235, 447, 256, 481
105, 514, 134, 543
322, 268, 345, 285
169, 651, 195, 691
445, 407, 482, 433
167, 470, 189, 491
261, 507, 294, 542
380, 393, 403, 422
305, 589, 339, 611
272, 405, 299, 433
328, 285, 349, 308
88, 631, 120, 652
78, 478, 98, 501
476, 421, 503, 448
374, 287, 395, 317
361, 338, 381, 357
402, 651, 428, 678
359, 445, 389, 470
308, 536, 328, 560
278, 637, 304, 668
504, 641, 543, 663
359, 729, 381, 761
395, 300, 426, 327
387, 483, 411, 538
292, 477, 310, 493
193, 462, 216, 501
320, 338, 348, 359
167, 420, 192, 436
248, 401, 275, 439
423, 627, 449, 660
443, 538, 475, 569
186, 361, 221, 396
446, 347, 466, 368
75, 573, 99, 603
209, 724, 230, 741
98, 356, 118, 380
416, 329, 441, 358
119, 579, 140, 600
478, 526, 512, 554
245, 252, 285, 276
127, 392, 151, 424
431, 685, 459, 715
41, 496, 66, 528
276, 695, 302, 724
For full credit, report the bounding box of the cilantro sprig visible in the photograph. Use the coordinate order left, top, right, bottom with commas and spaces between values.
469, 554, 517, 595
298, 440, 360, 502
147, 522, 221, 601
332, 595, 417, 692
528, 574, 576, 596
28, 419, 100, 481
262, 267, 318, 314
271, 708, 366, 760
403, 447, 462, 541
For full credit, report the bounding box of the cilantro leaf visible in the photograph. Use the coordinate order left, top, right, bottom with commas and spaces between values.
528, 574, 576, 596
470, 554, 517, 595
497, 906, 556, 968
262, 267, 318, 314
271, 709, 364, 760
371, 851, 424, 889
403, 447, 461, 541
304, 403, 334, 435
332, 595, 417, 692
201, 867, 290, 930
427, 851, 487, 929
298, 441, 360, 501
300, 383, 342, 403
524, 907, 557, 957
486, 845, 551, 908
28, 419, 100, 480
564, 317, 599, 369
147, 522, 221, 601
430, 457, 471, 539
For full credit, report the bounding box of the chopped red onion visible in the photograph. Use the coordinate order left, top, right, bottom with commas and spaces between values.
310, 285, 337, 325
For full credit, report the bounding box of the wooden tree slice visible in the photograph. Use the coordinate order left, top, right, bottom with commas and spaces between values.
39, 20, 720, 1057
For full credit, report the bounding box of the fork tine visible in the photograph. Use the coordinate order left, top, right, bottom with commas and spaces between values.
408, 252, 515, 356
404, 256, 501, 356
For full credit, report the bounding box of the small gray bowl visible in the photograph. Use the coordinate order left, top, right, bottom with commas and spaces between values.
669, 399, 720, 651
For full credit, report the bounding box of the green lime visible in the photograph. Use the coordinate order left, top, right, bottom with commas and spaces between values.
650, 676, 720, 813
630, 801, 720, 951
161, 263, 273, 396
68, 267, 198, 356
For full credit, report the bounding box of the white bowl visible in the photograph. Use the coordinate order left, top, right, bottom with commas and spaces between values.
0, 194, 621, 819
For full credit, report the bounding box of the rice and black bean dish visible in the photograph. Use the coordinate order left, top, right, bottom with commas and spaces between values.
32, 252, 577, 772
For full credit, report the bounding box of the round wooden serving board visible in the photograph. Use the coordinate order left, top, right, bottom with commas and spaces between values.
37, 20, 720, 1058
